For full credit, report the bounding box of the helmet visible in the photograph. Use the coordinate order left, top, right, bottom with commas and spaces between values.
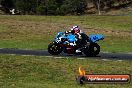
71, 25, 80, 34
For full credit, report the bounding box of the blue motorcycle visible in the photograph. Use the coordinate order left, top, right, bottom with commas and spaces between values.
48, 32, 104, 56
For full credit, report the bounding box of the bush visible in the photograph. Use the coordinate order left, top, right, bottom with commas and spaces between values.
36, 4, 47, 15
46, 0, 58, 15
62, 0, 87, 15
57, 4, 69, 15
1, 0, 88, 15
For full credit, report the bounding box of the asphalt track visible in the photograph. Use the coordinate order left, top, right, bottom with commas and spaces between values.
0, 48, 132, 60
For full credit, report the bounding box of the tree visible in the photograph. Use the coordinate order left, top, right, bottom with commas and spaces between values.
15, 0, 37, 14
0, 0, 14, 13
0, 0, 89, 15
36, 4, 47, 15
106, 0, 114, 8
46, 0, 58, 15
62, 0, 87, 15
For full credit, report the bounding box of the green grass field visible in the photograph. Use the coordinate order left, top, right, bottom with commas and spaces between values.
0, 15, 132, 52
0, 15, 132, 88
0, 54, 132, 88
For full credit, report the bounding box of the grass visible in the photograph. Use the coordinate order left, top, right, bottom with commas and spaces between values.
100, 36, 132, 52
0, 54, 132, 88
1, 15, 132, 30
0, 15, 132, 52
0, 15, 132, 88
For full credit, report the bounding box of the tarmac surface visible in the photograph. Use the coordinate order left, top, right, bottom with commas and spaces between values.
0, 48, 132, 60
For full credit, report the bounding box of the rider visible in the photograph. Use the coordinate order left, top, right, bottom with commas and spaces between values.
64, 25, 82, 46
71, 25, 82, 38
65, 25, 82, 39
65, 25, 89, 53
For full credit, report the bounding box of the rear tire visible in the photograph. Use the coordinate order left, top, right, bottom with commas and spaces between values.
48, 43, 63, 55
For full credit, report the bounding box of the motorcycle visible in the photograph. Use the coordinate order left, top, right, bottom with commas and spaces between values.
48, 32, 104, 56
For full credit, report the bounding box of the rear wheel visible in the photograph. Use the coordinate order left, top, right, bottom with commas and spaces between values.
84, 43, 100, 56
48, 43, 63, 55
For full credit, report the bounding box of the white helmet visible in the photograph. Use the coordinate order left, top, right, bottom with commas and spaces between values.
72, 25, 78, 29
71, 25, 80, 34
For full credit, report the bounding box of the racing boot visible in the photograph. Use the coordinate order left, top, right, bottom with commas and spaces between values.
75, 49, 82, 55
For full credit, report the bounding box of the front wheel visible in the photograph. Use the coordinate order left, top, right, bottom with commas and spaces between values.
48, 43, 63, 55
84, 43, 100, 56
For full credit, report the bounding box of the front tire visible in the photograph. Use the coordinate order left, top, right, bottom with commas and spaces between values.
48, 43, 63, 55
84, 43, 100, 56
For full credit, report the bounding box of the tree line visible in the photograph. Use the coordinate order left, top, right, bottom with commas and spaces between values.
0, 0, 131, 15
